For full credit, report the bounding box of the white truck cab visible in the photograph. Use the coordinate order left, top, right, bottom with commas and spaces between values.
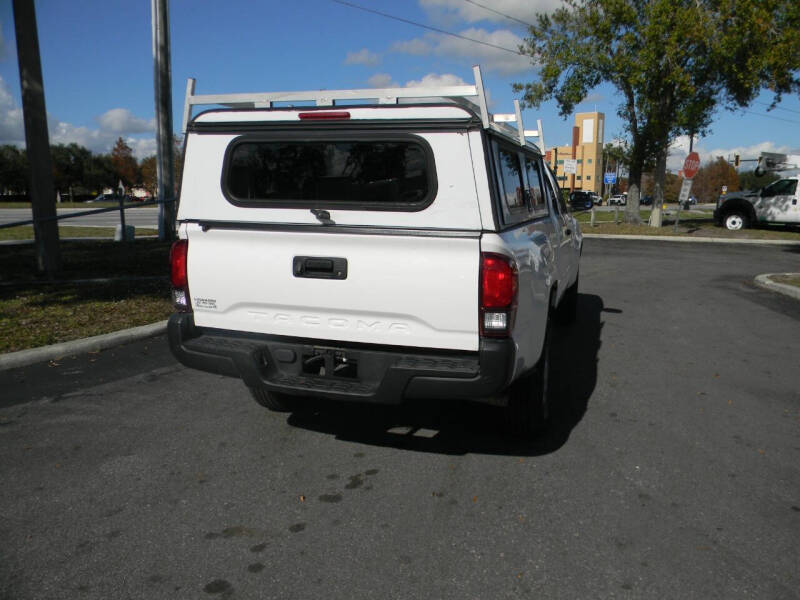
168, 67, 581, 435
715, 176, 800, 230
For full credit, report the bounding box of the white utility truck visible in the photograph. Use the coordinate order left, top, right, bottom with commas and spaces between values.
168, 66, 582, 435
715, 152, 800, 230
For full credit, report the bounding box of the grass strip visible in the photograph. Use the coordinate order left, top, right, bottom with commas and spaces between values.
0, 278, 172, 354
0, 239, 174, 353
770, 274, 800, 289
0, 225, 158, 241
576, 213, 800, 241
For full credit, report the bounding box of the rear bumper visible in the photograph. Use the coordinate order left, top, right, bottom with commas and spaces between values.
168, 313, 515, 405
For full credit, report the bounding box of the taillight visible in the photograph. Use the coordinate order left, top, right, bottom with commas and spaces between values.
480, 252, 517, 337
169, 239, 190, 312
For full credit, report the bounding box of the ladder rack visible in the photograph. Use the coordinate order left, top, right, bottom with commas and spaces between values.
181, 65, 545, 152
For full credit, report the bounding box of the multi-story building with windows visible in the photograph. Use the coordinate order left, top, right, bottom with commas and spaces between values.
546, 112, 605, 194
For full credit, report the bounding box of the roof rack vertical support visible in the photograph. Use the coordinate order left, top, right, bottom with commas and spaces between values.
472, 65, 489, 129
513, 100, 525, 146
182, 77, 196, 134
536, 119, 545, 153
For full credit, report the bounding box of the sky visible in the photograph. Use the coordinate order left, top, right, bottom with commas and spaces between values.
1, 0, 798, 173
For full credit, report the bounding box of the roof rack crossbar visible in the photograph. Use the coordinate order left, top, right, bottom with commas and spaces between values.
181, 66, 491, 133
180, 65, 545, 153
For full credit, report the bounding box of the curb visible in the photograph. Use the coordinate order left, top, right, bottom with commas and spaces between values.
583, 233, 800, 246
754, 274, 800, 301
0, 320, 168, 372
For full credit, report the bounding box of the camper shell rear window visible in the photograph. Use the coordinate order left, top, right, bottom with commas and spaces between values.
222, 134, 437, 211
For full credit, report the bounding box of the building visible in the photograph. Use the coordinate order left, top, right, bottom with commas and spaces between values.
545, 112, 604, 194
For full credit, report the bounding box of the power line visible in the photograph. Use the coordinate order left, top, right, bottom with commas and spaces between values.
331, 0, 524, 56
460, 0, 536, 29
753, 100, 800, 115
742, 110, 800, 125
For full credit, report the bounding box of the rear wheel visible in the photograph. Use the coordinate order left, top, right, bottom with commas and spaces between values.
506, 314, 552, 437
724, 211, 748, 231
249, 387, 299, 412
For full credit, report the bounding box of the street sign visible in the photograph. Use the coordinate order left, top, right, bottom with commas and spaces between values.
679, 178, 693, 203
683, 152, 700, 179
563, 159, 577, 174
603, 172, 617, 184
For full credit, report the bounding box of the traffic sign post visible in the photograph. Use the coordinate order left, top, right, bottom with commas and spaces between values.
679, 178, 693, 203
674, 177, 694, 233
603, 172, 617, 184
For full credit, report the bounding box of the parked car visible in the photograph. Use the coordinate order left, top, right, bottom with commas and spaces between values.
167, 69, 582, 436
640, 195, 653, 206
609, 193, 627, 205
714, 177, 800, 230
569, 190, 594, 211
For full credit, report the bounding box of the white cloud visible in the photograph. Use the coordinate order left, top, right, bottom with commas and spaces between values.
344, 48, 381, 66
0, 76, 25, 143
404, 73, 468, 88
0, 76, 156, 159
420, 0, 562, 25
128, 137, 158, 159
579, 92, 605, 105
96, 108, 155, 134
390, 38, 432, 55
367, 73, 398, 88
373, 72, 493, 108
392, 29, 532, 75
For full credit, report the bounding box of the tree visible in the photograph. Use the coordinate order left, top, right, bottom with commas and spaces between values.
173, 134, 184, 195
691, 158, 740, 202
738, 169, 780, 193
602, 142, 628, 197
515, 0, 800, 226
0, 145, 29, 194
84, 153, 116, 193
139, 155, 157, 196
51, 143, 90, 200
664, 172, 682, 203
111, 137, 138, 188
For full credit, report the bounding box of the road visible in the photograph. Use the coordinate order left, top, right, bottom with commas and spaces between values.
0, 207, 159, 229
1, 239, 798, 599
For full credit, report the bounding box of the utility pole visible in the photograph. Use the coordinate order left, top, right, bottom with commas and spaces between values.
13, 0, 61, 276
152, 0, 176, 241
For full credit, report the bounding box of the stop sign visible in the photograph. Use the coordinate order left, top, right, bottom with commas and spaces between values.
683, 152, 700, 179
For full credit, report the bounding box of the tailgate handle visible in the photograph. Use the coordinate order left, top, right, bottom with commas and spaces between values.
293, 256, 348, 280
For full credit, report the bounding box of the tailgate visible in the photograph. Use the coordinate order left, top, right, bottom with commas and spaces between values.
185, 224, 480, 351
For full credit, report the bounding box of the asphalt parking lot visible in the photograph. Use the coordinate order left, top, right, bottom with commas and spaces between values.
1, 238, 799, 599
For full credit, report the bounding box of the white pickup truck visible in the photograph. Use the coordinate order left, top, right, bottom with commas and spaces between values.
168, 67, 581, 435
